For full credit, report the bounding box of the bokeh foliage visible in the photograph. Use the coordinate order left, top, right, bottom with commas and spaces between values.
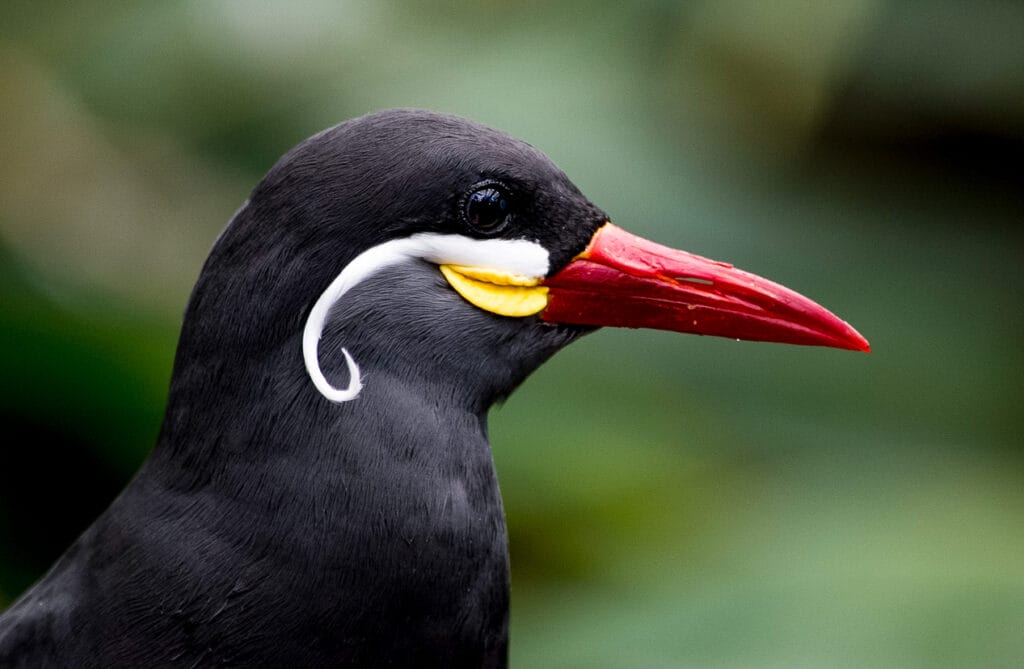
2, 2, 1022, 666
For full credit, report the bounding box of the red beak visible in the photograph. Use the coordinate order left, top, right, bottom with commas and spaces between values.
540, 223, 870, 352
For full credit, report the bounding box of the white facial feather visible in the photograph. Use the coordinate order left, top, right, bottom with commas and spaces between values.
302, 233, 550, 403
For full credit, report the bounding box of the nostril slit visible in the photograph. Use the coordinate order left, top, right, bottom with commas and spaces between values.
677, 277, 714, 286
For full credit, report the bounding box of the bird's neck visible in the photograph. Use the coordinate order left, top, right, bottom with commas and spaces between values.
152, 322, 510, 538
143, 310, 512, 660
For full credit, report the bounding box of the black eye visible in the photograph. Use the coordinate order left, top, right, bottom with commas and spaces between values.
464, 184, 512, 233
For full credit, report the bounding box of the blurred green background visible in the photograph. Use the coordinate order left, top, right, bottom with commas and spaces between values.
1, 2, 1022, 667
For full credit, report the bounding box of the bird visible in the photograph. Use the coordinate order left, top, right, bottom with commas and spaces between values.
0, 109, 868, 668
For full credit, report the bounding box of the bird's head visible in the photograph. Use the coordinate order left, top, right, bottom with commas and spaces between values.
177, 109, 868, 417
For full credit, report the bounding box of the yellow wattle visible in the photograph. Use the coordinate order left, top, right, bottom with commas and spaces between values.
439, 265, 549, 317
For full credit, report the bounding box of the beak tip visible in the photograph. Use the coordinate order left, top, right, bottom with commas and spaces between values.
841, 328, 871, 353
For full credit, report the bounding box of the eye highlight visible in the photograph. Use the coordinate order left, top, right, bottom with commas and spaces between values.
464, 183, 512, 234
